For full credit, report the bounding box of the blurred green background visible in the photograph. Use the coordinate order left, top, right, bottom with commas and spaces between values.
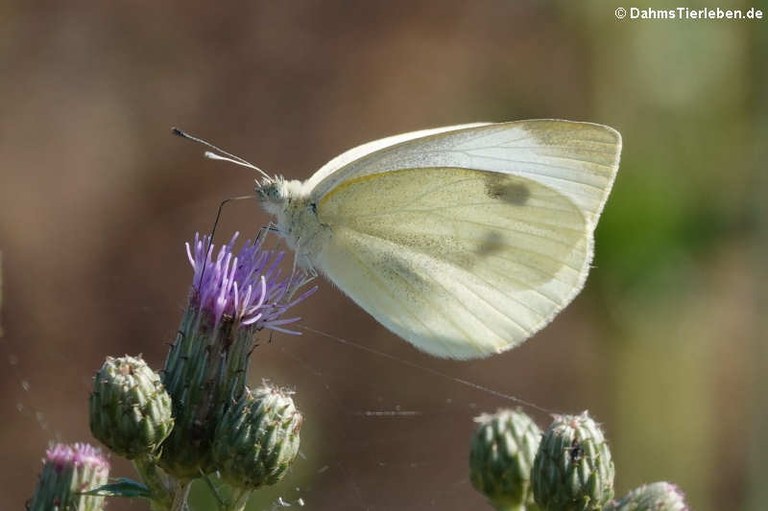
0, 1, 764, 510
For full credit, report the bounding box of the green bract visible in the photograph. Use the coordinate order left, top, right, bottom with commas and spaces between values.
212, 383, 303, 490
532, 412, 614, 511
89, 355, 173, 460
604, 482, 689, 511
470, 408, 542, 511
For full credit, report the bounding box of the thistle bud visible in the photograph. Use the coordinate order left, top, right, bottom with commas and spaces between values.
212, 383, 303, 490
469, 408, 542, 510
28, 443, 110, 511
604, 482, 689, 511
532, 411, 614, 511
89, 355, 173, 459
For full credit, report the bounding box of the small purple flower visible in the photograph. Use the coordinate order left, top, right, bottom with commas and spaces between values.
186, 232, 315, 334
44, 443, 110, 473
30, 442, 110, 511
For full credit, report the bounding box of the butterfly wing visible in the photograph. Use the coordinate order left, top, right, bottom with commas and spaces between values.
309, 121, 621, 359
305, 123, 489, 190
310, 120, 620, 229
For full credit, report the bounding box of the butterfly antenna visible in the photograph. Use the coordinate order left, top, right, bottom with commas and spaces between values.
196, 194, 261, 291
171, 127, 272, 181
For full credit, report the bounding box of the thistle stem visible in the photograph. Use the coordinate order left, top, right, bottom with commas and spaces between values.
170, 481, 193, 511
134, 457, 173, 511
225, 488, 252, 511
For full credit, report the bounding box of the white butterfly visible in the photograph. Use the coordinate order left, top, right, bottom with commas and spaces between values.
195, 120, 622, 359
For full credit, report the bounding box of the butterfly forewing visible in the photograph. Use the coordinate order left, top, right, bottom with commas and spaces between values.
309, 120, 621, 229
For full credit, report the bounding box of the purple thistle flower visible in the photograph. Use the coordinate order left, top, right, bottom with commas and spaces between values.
30, 442, 110, 511
160, 232, 316, 479
44, 443, 110, 473
186, 232, 315, 334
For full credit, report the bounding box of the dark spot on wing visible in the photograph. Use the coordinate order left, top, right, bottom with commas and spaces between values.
475, 231, 505, 257
484, 174, 530, 205
386, 258, 421, 283
372, 250, 426, 290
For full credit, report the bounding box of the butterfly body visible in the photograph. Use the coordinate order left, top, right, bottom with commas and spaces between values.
258, 177, 330, 268
255, 120, 622, 359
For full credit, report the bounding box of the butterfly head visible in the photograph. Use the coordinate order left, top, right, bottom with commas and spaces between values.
256, 177, 307, 216
255, 176, 282, 202
255, 176, 324, 267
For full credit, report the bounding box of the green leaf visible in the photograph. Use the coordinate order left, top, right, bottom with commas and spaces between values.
80, 478, 152, 498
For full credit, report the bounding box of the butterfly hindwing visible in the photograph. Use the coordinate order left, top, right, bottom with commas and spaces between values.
314, 167, 590, 359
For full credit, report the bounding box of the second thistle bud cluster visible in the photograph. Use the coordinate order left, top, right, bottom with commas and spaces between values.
470, 410, 689, 511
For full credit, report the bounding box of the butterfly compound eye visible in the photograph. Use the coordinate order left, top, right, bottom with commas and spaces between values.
256, 182, 280, 202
